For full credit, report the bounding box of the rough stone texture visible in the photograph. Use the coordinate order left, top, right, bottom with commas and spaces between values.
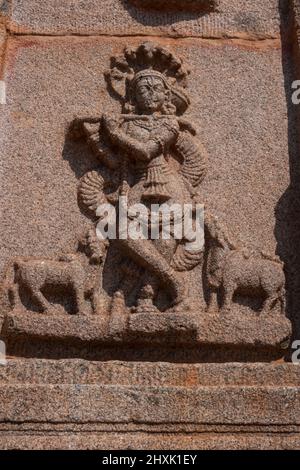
0, 28, 5, 66
0, 37, 288, 279
5, 0, 282, 39
1, 310, 291, 359
0, 36, 292, 334
0, 360, 300, 449
0, 432, 300, 450
3, 382, 300, 425
0, 0, 299, 450
1, 360, 300, 386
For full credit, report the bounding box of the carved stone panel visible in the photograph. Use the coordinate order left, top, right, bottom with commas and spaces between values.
0, 0, 299, 450
0, 39, 291, 360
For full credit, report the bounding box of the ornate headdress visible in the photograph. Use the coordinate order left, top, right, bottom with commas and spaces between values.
105, 42, 190, 115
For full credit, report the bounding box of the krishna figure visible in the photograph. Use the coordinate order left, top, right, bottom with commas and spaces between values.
74, 42, 208, 315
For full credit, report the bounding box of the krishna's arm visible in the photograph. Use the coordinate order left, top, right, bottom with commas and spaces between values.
69, 116, 119, 170
103, 114, 179, 162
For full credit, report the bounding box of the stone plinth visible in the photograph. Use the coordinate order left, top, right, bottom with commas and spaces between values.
0, 359, 299, 450
1, 310, 291, 362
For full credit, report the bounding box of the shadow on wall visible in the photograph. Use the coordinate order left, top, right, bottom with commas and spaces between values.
120, 0, 216, 26
276, 0, 300, 345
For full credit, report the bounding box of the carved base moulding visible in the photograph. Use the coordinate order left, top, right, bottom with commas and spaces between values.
0, 359, 300, 450
1, 310, 291, 362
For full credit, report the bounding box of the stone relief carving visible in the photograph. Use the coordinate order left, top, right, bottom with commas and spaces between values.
6, 256, 88, 315
204, 213, 286, 315
74, 42, 207, 316
0, 42, 291, 356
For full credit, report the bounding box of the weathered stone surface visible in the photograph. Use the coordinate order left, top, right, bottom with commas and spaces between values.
1, 310, 291, 353
0, 360, 299, 449
0, 36, 288, 277
1, 360, 300, 386
6, 0, 282, 38
1, 431, 300, 450
0, 3, 7, 81
2, 383, 300, 425
0, 0, 299, 451
0, 35, 291, 319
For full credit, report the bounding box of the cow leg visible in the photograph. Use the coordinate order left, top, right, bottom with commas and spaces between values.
261, 272, 284, 315
9, 283, 23, 310
221, 281, 236, 313
261, 293, 277, 316
28, 286, 51, 313
207, 288, 218, 313
73, 283, 88, 315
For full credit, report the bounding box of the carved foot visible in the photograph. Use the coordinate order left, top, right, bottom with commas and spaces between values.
76, 304, 91, 316
170, 299, 192, 313
205, 291, 219, 314
42, 304, 66, 316
206, 305, 218, 315
132, 284, 160, 314
131, 304, 160, 314
258, 309, 279, 318
220, 305, 231, 315
259, 298, 280, 317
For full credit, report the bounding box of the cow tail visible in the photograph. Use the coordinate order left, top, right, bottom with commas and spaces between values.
0, 260, 20, 310
279, 285, 286, 315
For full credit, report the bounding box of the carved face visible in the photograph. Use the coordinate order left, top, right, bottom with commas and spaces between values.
134, 75, 169, 114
